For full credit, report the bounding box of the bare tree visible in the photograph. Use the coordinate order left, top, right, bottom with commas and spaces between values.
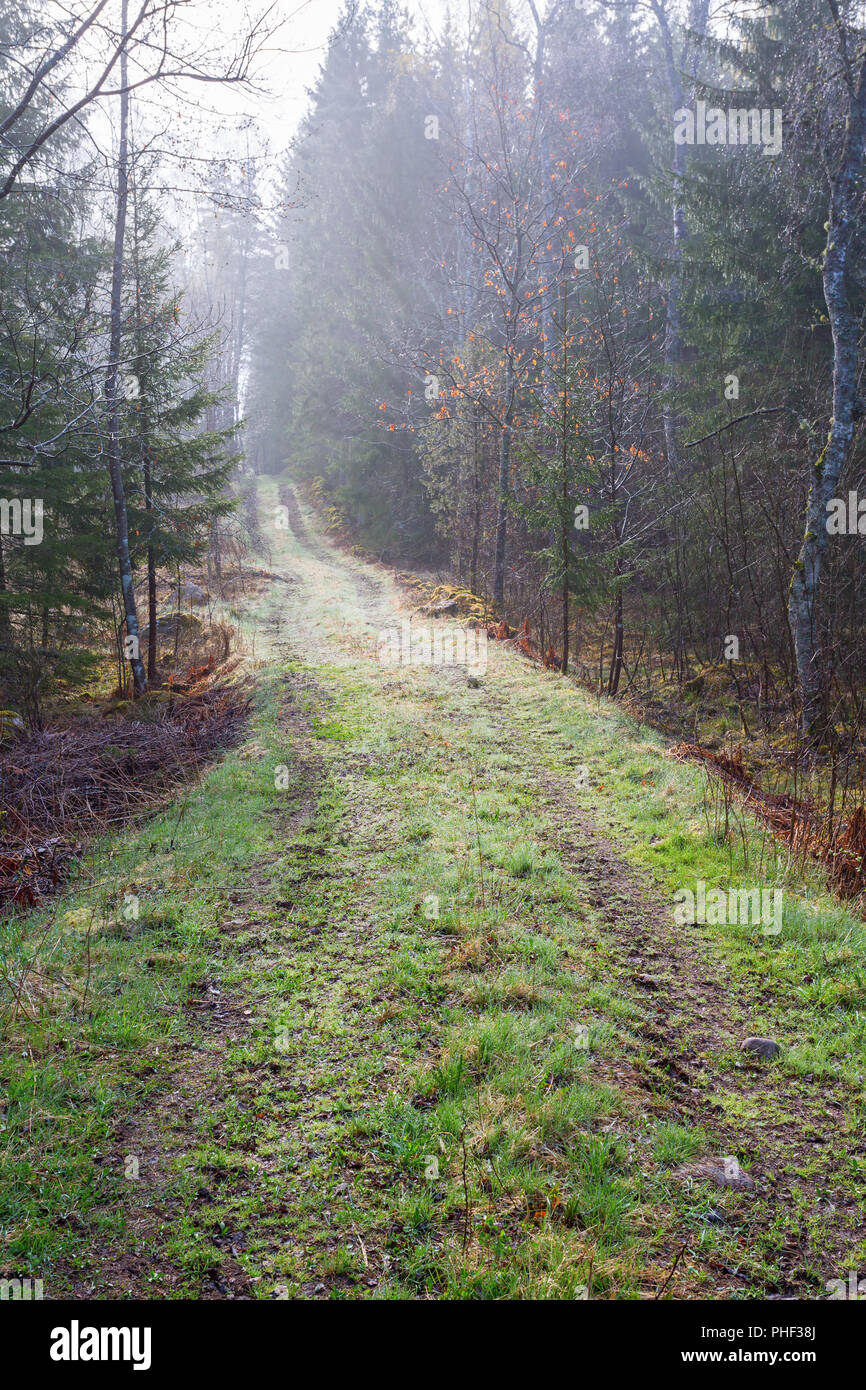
0, 0, 278, 201
450, 5, 581, 604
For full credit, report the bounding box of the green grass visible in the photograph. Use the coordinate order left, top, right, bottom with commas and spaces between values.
0, 670, 289, 1287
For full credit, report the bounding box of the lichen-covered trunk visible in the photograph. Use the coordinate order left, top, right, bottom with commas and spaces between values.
788, 56, 866, 737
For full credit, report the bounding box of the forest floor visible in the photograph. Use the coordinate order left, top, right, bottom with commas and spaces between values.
2, 478, 866, 1300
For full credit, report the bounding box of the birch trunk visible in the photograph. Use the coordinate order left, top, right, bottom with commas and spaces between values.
788, 52, 866, 736
104, 0, 146, 696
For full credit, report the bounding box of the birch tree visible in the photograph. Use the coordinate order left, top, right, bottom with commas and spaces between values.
787, 2, 866, 736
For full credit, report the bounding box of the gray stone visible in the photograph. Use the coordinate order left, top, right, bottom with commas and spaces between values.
141, 613, 202, 644
674, 1156, 756, 1191
741, 1036, 780, 1059
422, 597, 459, 616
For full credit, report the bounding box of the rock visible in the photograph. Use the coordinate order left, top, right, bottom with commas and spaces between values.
703, 1207, 728, 1226
141, 613, 202, 643
674, 1156, 756, 1191
741, 1036, 780, 1059
421, 597, 459, 616
183, 581, 207, 605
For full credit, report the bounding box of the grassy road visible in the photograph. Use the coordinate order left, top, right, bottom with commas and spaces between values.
2, 479, 865, 1300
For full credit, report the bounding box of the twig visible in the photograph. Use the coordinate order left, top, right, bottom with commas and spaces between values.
468, 763, 486, 910
654, 1242, 688, 1300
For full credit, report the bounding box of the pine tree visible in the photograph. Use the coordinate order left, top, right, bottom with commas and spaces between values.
125, 194, 238, 683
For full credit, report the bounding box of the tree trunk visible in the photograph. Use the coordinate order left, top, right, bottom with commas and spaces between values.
145, 447, 157, 683
0, 534, 9, 649
560, 278, 570, 675
608, 581, 624, 697
470, 404, 480, 596
493, 349, 515, 605
651, 0, 708, 476
146, 542, 157, 682
561, 570, 569, 676
131, 173, 158, 686
788, 52, 866, 737
104, 0, 145, 696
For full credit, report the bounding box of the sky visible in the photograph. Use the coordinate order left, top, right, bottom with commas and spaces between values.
197, 0, 460, 158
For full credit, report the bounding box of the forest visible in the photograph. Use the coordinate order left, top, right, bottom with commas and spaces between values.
1, 0, 866, 1335
249, 0, 866, 748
